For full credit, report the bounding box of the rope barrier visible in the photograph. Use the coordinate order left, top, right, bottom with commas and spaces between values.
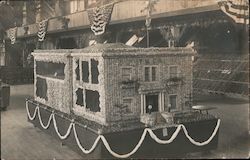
26, 101, 220, 158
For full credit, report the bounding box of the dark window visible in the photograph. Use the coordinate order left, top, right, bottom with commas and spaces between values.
86, 90, 100, 112
170, 66, 178, 78
75, 60, 80, 80
76, 88, 84, 106
123, 98, 133, 113
82, 61, 89, 82
36, 61, 65, 79
121, 67, 132, 80
144, 67, 150, 81
36, 77, 48, 100
169, 95, 177, 109
91, 59, 99, 84
144, 66, 157, 82
152, 67, 157, 81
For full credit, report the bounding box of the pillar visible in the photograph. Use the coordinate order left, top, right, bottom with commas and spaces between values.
22, 1, 27, 25
35, 0, 42, 22
55, 0, 63, 16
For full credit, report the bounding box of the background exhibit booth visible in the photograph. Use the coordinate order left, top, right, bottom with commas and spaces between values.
26, 43, 220, 159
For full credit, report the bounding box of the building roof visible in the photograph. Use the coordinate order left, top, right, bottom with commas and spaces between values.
33, 43, 196, 57
71, 43, 196, 57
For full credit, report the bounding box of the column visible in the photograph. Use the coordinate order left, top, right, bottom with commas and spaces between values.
55, 0, 63, 16
22, 1, 27, 25
161, 92, 165, 112
35, 0, 42, 23
141, 94, 144, 115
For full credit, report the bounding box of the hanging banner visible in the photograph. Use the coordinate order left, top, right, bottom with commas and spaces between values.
87, 3, 114, 36
37, 19, 49, 42
217, 0, 249, 24
7, 27, 17, 44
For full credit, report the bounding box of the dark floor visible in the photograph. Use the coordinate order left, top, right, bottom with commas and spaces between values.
186, 95, 249, 159
1, 85, 249, 159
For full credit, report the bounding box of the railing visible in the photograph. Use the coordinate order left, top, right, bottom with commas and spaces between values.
193, 52, 249, 96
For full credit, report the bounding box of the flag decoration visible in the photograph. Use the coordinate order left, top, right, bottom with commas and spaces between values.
141, 0, 158, 29
7, 27, 17, 44
87, 3, 114, 35
37, 19, 49, 42
217, 0, 249, 24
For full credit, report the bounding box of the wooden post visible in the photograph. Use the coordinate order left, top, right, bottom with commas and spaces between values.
55, 0, 63, 16
35, 0, 42, 23
146, 28, 149, 48
22, 1, 27, 25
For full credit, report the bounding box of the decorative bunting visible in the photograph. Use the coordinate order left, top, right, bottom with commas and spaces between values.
7, 27, 17, 44
87, 3, 114, 35
26, 100, 221, 158
217, 0, 249, 24
37, 19, 49, 41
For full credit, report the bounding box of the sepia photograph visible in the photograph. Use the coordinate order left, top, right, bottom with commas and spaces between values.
0, 0, 249, 159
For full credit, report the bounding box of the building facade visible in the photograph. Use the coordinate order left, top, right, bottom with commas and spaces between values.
32, 43, 194, 126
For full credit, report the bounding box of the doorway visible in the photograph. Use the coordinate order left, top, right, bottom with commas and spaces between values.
169, 95, 177, 110
145, 94, 158, 113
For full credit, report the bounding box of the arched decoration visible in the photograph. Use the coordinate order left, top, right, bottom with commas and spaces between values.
26, 100, 221, 159
37, 19, 49, 42
7, 27, 17, 44
217, 0, 249, 24
87, 3, 114, 36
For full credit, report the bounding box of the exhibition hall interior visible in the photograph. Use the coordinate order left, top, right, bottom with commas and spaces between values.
0, 0, 249, 159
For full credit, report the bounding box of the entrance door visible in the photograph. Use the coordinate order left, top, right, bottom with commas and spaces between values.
169, 95, 177, 110
145, 94, 158, 113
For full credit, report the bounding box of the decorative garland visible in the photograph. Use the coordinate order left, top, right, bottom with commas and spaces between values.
37, 107, 52, 129
7, 27, 17, 44
217, 0, 249, 24
26, 101, 220, 159
37, 19, 49, 42
53, 114, 73, 140
87, 3, 114, 35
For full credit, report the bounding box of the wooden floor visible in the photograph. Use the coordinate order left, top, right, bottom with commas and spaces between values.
1, 85, 82, 160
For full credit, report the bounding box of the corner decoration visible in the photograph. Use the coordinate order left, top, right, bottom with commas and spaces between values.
87, 3, 114, 35
26, 100, 221, 159
217, 0, 249, 24
37, 19, 49, 42
7, 27, 17, 44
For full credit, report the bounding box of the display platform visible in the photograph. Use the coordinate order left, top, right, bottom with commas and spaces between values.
26, 99, 219, 159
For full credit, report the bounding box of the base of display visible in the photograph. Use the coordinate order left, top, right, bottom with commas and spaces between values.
26, 99, 219, 159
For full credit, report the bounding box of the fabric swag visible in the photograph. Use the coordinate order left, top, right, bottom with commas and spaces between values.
37, 19, 49, 42
87, 3, 114, 35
